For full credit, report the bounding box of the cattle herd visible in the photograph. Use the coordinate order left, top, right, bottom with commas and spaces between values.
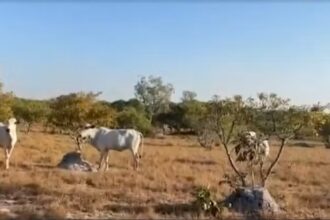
0, 117, 269, 171
0, 117, 145, 171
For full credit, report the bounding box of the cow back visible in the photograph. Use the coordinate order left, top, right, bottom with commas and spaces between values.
91, 128, 140, 151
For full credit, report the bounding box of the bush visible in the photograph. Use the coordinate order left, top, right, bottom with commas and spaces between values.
86, 102, 117, 128
12, 99, 50, 133
192, 186, 224, 217
116, 107, 152, 135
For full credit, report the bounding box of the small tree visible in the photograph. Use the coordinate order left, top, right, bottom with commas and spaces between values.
206, 95, 251, 186
192, 93, 309, 215
200, 93, 308, 187
134, 75, 174, 124
246, 93, 309, 186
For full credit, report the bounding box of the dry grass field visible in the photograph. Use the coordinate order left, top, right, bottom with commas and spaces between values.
0, 127, 329, 219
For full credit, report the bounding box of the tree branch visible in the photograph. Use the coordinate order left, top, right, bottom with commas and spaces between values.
222, 141, 247, 187
261, 137, 287, 187
217, 120, 246, 187
226, 120, 236, 145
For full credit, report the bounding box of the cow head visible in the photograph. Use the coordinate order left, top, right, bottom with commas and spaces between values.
8, 118, 19, 125
75, 124, 97, 151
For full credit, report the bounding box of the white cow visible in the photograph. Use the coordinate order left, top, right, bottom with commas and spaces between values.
0, 118, 19, 169
77, 124, 144, 171
257, 139, 270, 158
233, 131, 270, 162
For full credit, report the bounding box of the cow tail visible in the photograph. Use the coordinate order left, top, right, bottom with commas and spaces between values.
138, 132, 144, 159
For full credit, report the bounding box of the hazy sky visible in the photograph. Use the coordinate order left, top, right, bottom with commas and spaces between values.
0, 1, 330, 105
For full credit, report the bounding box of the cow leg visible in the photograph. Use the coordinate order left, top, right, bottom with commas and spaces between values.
133, 155, 139, 171
104, 150, 110, 172
4, 148, 10, 170
98, 151, 106, 171
130, 148, 139, 171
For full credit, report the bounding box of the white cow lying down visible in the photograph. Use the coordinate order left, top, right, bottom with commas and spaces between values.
77, 124, 144, 171
0, 118, 19, 169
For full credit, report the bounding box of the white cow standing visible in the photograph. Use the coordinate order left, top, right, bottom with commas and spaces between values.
0, 118, 19, 170
77, 124, 144, 171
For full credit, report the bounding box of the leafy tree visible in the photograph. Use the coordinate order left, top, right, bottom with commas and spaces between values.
182, 100, 208, 132
48, 92, 109, 132
86, 102, 117, 128
205, 95, 252, 186
154, 91, 207, 135
197, 93, 309, 187
246, 93, 309, 186
134, 75, 174, 123
12, 98, 50, 133
310, 111, 330, 146
111, 98, 145, 113
154, 102, 187, 133
116, 107, 152, 135
181, 90, 197, 102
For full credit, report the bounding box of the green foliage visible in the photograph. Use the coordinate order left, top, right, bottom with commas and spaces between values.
193, 186, 224, 217
181, 90, 197, 102
154, 103, 187, 132
48, 92, 117, 132
0, 93, 14, 121
12, 99, 50, 129
207, 95, 251, 144
116, 107, 152, 135
0, 83, 14, 121
310, 112, 330, 144
249, 93, 310, 138
86, 102, 117, 128
110, 98, 145, 112
182, 99, 208, 132
134, 75, 174, 123
48, 92, 96, 130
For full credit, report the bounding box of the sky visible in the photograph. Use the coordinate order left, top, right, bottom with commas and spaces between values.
0, 1, 330, 105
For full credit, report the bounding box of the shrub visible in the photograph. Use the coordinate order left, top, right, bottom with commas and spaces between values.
116, 107, 152, 135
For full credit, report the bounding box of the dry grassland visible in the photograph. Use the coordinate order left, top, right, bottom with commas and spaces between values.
0, 127, 329, 219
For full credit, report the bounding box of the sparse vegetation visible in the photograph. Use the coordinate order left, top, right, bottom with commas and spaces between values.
0, 132, 328, 219
0, 78, 328, 219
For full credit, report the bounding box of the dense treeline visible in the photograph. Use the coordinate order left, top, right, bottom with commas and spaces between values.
0, 76, 330, 145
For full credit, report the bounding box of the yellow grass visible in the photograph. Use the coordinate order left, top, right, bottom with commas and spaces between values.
0, 127, 329, 219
